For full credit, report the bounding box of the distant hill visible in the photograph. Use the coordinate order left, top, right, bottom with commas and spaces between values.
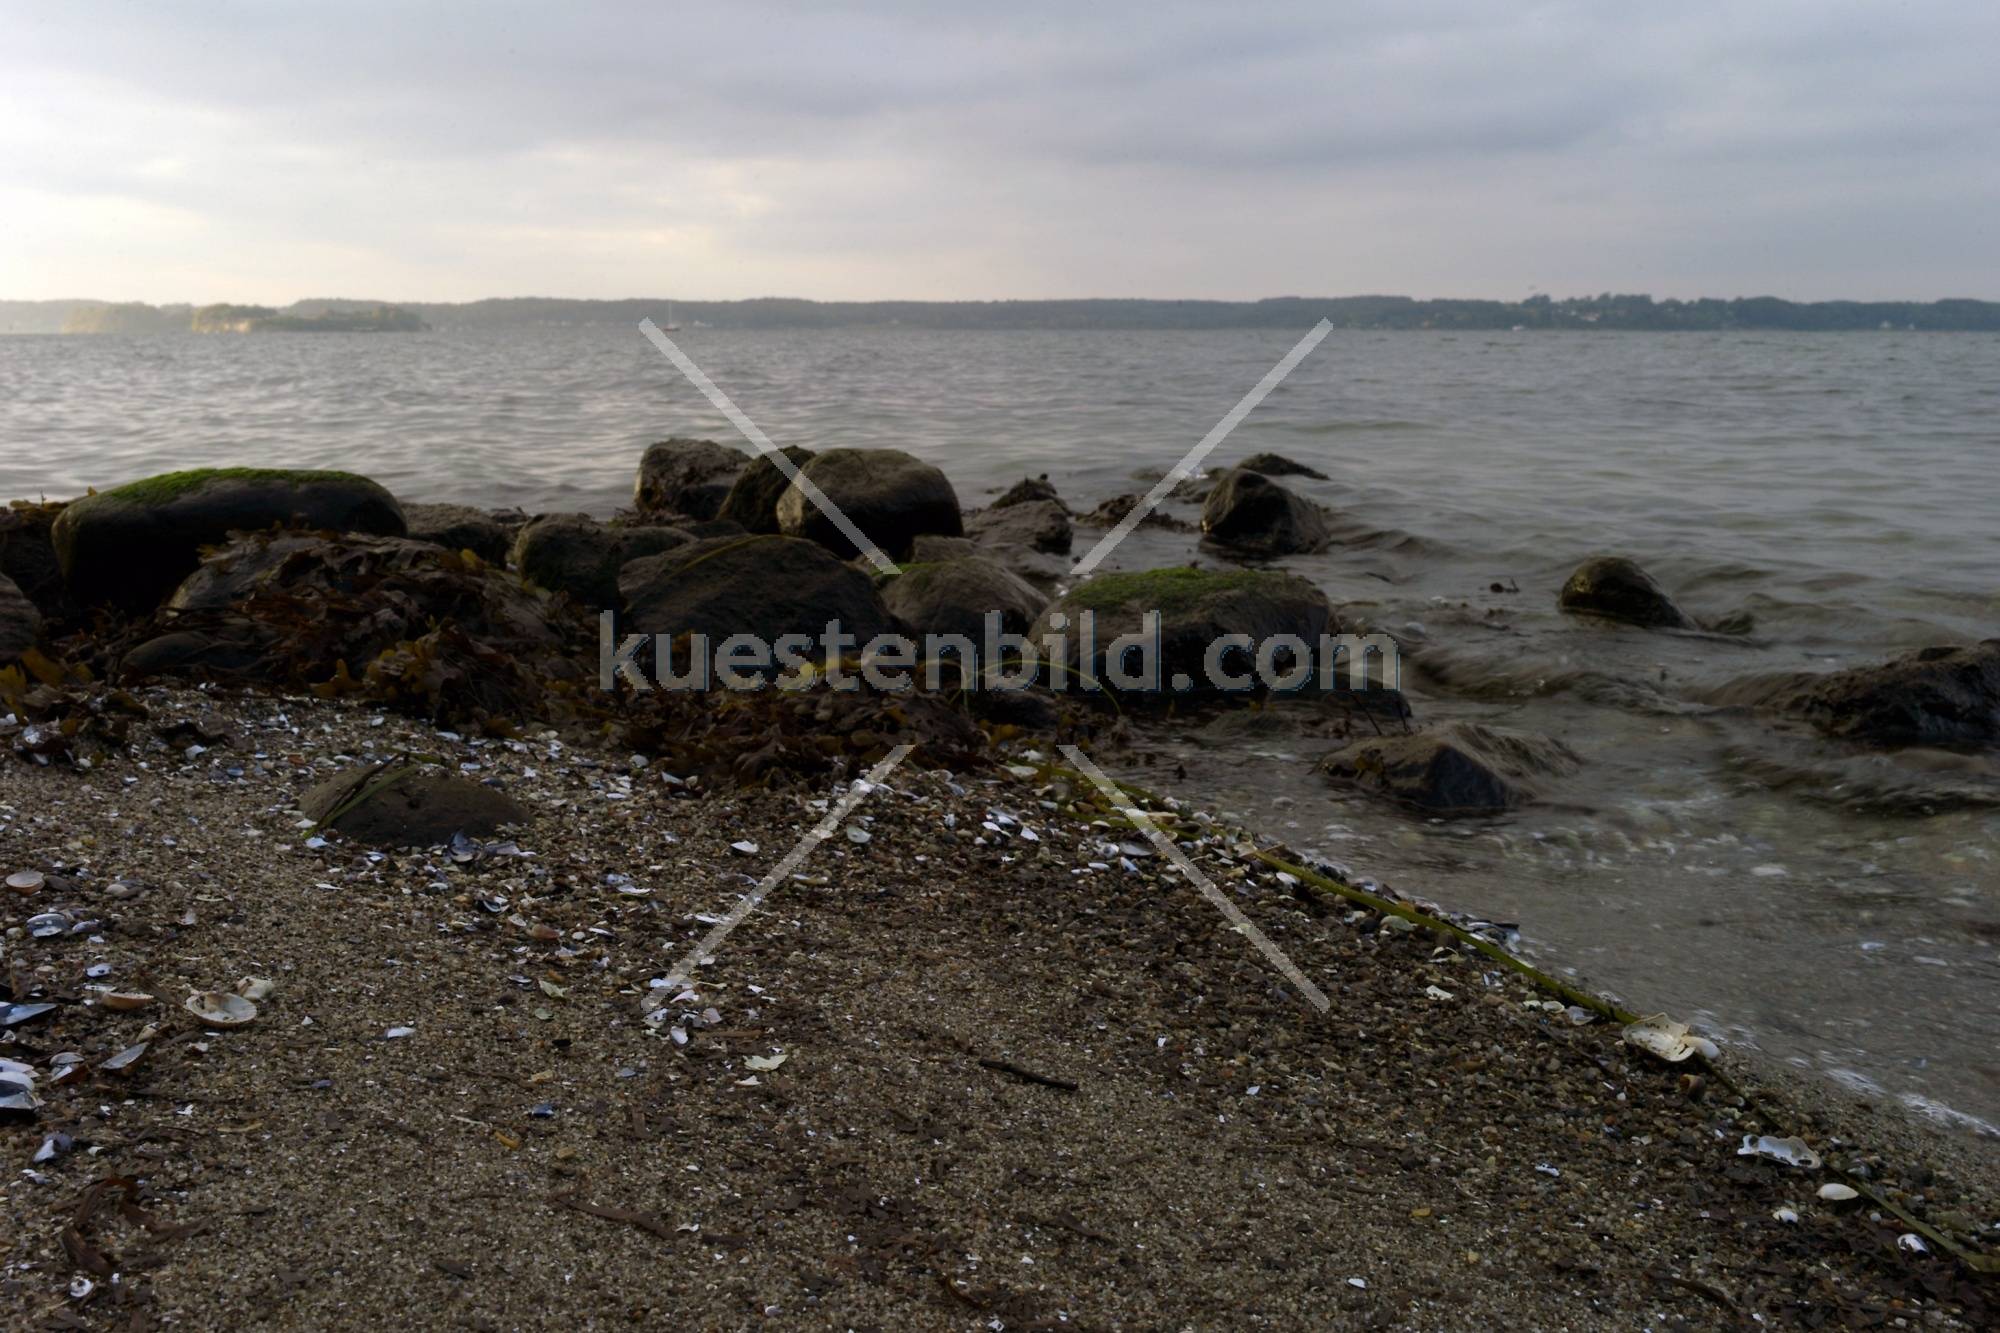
6, 293, 1998, 334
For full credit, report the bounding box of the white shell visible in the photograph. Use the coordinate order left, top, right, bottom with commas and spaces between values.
236, 977, 276, 1001
1623, 1014, 1718, 1063
1817, 1182, 1859, 1201
185, 991, 257, 1028
1738, 1135, 1822, 1169
100, 991, 156, 1012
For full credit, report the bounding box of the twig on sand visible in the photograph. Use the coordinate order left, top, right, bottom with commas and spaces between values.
547, 1188, 676, 1241
977, 1057, 1079, 1092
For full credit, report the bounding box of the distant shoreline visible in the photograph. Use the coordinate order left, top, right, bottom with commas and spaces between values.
6, 293, 2000, 334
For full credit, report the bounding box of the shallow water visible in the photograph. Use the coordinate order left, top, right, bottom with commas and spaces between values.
4, 326, 1997, 1128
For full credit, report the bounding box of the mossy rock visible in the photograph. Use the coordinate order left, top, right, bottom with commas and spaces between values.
1318, 721, 1579, 816
402, 503, 514, 565
618, 534, 896, 650
1557, 556, 1692, 630
633, 438, 747, 520
717, 447, 816, 534
51, 467, 406, 612
302, 763, 529, 847
1199, 468, 1330, 557
775, 448, 962, 561
511, 513, 692, 609
881, 556, 1047, 642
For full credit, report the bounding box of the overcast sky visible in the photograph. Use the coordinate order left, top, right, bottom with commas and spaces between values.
3, 1, 1995, 303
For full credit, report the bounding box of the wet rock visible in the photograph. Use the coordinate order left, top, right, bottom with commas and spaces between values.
619, 534, 897, 647
51, 467, 407, 612
302, 762, 529, 846
633, 438, 747, 520
967, 499, 1073, 556
1237, 451, 1329, 480
1719, 640, 2000, 748
1557, 556, 1693, 629
991, 476, 1064, 510
717, 447, 816, 533
1030, 566, 1336, 697
0, 572, 41, 662
776, 448, 962, 560
1318, 721, 1579, 816
909, 534, 978, 562
511, 514, 693, 608
402, 503, 513, 565
881, 556, 1048, 642
0, 501, 71, 619
1199, 468, 1330, 557
1078, 494, 1194, 532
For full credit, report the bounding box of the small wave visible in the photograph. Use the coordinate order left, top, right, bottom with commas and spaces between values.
1722, 737, 2000, 815
1283, 419, 1429, 435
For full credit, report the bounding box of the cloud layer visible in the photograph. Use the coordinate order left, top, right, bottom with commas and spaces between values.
3, 1, 1996, 301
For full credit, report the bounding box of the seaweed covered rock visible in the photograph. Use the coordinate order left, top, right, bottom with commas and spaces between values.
967, 498, 1073, 556
991, 476, 1063, 510
776, 448, 962, 561
618, 534, 897, 648
1557, 556, 1693, 629
881, 557, 1047, 642
402, 503, 513, 565
1030, 566, 1336, 697
633, 438, 746, 520
717, 447, 816, 533
51, 468, 407, 613
511, 513, 692, 608
1718, 640, 2000, 748
0, 572, 41, 662
1199, 468, 1329, 557
1237, 452, 1328, 480
302, 762, 528, 846
1318, 721, 1579, 816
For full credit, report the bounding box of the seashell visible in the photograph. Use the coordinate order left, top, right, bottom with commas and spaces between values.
100, 1042, 149, 1074
100, 991, 156, 1012
27, 912, 72, 940
1772, 1206, 1800, 1224
1738, 1134, 1821, 1169
1, 1002, 57, 1028
1896, 1232, 1928, 1253
184, 991, 257, 1028
1622, 1014, 1719, 1063
236, 976, 276, 1001
6, 870, 44, 894
1817, 1182, 1859, 1202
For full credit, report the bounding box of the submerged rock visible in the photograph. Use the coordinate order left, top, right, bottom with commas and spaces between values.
967, 498, 1073, 556
51, 467, 407, 612
619, 534, 897, 648
1199, 468, 1330, 557
401, 503, 514, 565
776, 448, 962, 560
1030, 566, 1336, 697
1318, 721, 1579, 816
1077, 494, 1194, 532
511, 513, 692, 608
991, 476, 1064, 510
881, 556, 1047, 642
1237, 452, 1329, 480
633, 438, 747, 520
1720, 640, 2000, 748
717, 447, 816, 534
1557, 556, 1693, 629
0, 573, 40, 662
302, 762, 529, 846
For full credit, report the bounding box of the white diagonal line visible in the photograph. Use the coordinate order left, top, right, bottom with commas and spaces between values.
1069, 319, 1333, 579
639, 318, 900, 576
1060, 745, 1330, 1012
647, 744, 914, 1009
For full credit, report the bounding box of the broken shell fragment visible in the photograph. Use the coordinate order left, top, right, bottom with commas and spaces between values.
185, 991, 258, 1028
236, 976, 276, 1001
26, 912, 72, 940
1817, 1182, 1860, 1202
100, 1042, 149, 1074
1739, 1135, 1821, 1169
100, 991, 157, 1012
1622, 1014, 1719, 1063
6, 870, 44, 894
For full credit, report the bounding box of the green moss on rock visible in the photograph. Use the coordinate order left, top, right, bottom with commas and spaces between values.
100, 467, 375, 507
1065, 566, 1277, 616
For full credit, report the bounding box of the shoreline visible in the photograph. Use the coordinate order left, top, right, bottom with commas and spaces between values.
2, 682, 1996, 1328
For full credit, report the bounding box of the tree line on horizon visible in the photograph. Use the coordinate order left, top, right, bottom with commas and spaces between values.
4, 292, 1997, 334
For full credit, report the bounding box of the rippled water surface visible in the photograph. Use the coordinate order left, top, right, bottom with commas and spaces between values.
4, 327, 1997, 1127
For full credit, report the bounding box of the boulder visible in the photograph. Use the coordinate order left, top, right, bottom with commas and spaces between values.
881, 557, 1047, 642
1030, 566, 1336, 697
619, 535, 898, 647
1199, 468, 1330, 557
910, 534, 978, 562
633, 438, 746, 520
0, 501, 70, 619
1318, 721, 1579, 816
992, 476, 1064, 510
511, 513, 692, 608
0, 572, 41, 662
302, 762, 528, 846
402, 503, 513, 565
967, 499, 1073, 556
51, 468, 407, 613
1718, 640, 2000, 748
1237, 452, 1328, 480
1557, 556, 1693, 629
775, 448, 962, 560
717, 447, 816, 533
